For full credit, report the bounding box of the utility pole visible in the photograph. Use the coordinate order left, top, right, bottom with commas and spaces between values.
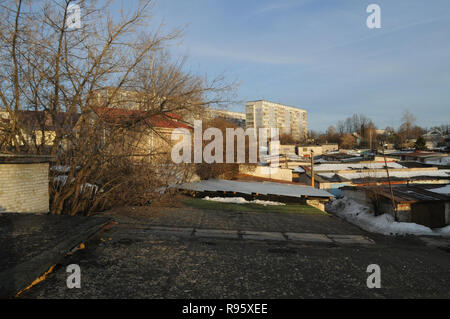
310, 149, 314, 188
382, 143, 397, 221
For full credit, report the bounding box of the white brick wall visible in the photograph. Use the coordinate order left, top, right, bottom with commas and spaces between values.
0, 163, 49, 213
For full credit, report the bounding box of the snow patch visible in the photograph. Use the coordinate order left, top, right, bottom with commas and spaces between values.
318, 169, 450, 180
425, 156, 450, 166
428, 184, 450, 195
327, 197, 450, 237
293, 166, 305, 173
203, 196, 285, 206
51, 165, 71, 173
314, 162, 405, 171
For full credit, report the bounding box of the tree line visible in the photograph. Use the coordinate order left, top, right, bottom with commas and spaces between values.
308, 110, 448, 150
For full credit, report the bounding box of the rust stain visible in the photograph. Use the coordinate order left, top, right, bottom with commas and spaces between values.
101, 221, 118, 231
67, 242, 86, 256
15, 235, 94, 297
15, 264, 56, 298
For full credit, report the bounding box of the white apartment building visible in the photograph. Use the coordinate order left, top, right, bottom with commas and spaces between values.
245, 100, 307, 141
205, 108, 246, 127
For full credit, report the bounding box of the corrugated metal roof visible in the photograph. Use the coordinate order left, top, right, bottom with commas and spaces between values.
350, 185, 450, 203
313, 162, 404, 171
318, 169, 450, 180
178, 179, 332, 198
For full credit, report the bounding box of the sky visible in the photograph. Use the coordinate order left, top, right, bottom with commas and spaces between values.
112, 0, 450, 132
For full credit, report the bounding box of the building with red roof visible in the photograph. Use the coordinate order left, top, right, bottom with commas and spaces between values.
78, 106, 192, 159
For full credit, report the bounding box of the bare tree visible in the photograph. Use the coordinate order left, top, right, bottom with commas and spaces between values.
340, 133, 356, 149
279, 133, 297, 145
400, 110, 416, 140
336, 120, 345, 135
0, 0, 233, 215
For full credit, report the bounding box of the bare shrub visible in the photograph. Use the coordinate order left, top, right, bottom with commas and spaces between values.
0, 0, 233, 215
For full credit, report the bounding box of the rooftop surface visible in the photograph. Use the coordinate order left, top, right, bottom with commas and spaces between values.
178, 179, 333, 199
0, 154, 55, 164
318, 169, 450, 181
0, 214, 110, 298
246, 100, 307, 112
312, 162, 405, 172
344, 185, 450, 203
16, 200, 450, 299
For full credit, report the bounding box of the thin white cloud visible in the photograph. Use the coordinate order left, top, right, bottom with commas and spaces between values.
248, 0, 313, 18
320, 14, 450, 53
183, 44, 310, 65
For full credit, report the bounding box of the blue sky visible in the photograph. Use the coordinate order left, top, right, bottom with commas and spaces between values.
114, 0, 450, 131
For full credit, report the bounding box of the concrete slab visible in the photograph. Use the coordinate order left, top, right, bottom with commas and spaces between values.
241, 231, 286, 241
194, 229, 239, 239
285, 232, 333, 243
100, 204, 366, 235
420, 237, 450, 251
149, 226, 194, 237
327, 234, 374, 245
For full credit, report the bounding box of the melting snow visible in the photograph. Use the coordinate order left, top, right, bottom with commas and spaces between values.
203, 196, 285, 206
318, 169, 450, 180
313, 162, 405, 171
425, 156, 450, 166
327, 197, 450, 237
428, 184, 450, 195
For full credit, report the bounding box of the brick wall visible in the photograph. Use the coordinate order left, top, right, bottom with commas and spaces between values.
0, 163, 49, 213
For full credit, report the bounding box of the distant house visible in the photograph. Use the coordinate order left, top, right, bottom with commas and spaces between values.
297, 145, 322, 157
423, 129, 444, 149
296, 144, 339, 157
79, 106, 192, 159
399, 151, 448, 163
0, 109, 80, 151
82, 88, 194, 158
